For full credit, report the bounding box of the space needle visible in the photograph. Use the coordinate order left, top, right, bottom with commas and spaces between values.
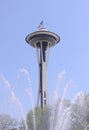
25, 22, 60, 108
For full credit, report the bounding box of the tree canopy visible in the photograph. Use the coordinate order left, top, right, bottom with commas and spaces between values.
27, 106, 50, 130
0, 114, 17, 130
27, 92, 89, 130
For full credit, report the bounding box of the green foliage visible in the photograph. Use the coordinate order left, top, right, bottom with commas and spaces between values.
0, 114, 18, 130
70, 92, 89, 130
27, 99, 71, 130
27, 106, 50, 130
27, 93, 89, 130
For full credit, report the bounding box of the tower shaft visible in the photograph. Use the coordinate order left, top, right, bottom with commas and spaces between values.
37, 42, 49, 108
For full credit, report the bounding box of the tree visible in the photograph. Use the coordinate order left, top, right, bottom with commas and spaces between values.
27, 106, 50, 130
27, 99, 71, 130
27, 93, 89, 130
0, 114, 17, 130
70, 92, 89, 130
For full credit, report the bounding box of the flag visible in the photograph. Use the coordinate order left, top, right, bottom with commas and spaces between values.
37, 21, 44, 29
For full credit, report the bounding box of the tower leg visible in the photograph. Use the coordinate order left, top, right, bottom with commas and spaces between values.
36, 42, 49, 108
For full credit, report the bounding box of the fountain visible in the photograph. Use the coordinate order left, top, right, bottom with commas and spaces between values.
0, 69, 89, 130
85, 126, 89, 130
0, 68, 34, 130
0, 24, 88, 130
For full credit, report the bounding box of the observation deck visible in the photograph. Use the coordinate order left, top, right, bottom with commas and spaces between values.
25, 28, 60, 48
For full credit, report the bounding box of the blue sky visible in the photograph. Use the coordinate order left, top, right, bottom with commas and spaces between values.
0, 0, 89, 116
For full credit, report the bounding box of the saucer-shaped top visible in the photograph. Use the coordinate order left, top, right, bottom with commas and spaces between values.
25, 28, 60, 48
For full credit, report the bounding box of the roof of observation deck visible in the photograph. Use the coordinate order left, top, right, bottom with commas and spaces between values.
25, 28, 60, 48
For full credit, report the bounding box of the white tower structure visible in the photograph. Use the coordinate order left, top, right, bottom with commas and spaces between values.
25, 27, 60, 108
